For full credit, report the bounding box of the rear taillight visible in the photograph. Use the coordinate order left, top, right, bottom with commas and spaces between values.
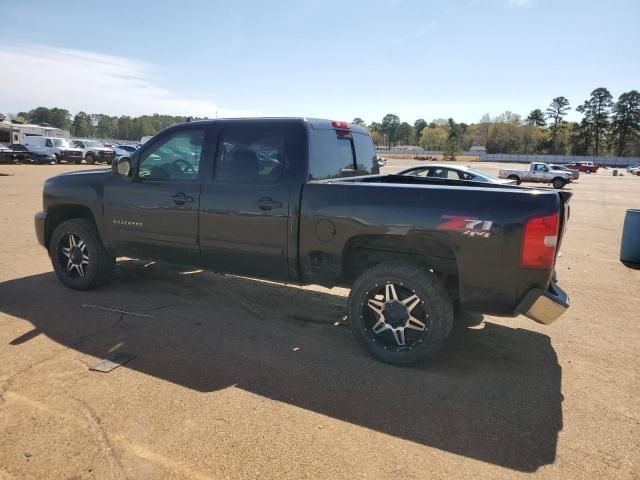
520, 213, 560, 269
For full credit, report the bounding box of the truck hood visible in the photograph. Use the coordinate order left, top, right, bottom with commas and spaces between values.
47, 168, 111, 183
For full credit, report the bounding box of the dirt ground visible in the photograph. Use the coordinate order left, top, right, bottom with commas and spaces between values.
0, 161, 638, 480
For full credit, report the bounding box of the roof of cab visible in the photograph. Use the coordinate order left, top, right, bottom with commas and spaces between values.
181, 117, 370, 135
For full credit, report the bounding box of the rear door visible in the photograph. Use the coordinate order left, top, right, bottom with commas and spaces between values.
199, 121, 292, 280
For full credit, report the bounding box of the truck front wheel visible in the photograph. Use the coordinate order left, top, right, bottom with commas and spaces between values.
49, 218, 115, 290
552, 177, 566, 189
348, 262, 453, 366
85, 154, 95, 165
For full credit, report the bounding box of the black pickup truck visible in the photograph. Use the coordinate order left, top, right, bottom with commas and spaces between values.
35, 118, 570, 365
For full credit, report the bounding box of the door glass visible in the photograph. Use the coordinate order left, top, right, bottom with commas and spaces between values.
214, 125, 285, 185
138, 128, 204, 180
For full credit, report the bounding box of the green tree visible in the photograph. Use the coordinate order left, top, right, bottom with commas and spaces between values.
611, 90, 640, 156
352, 117, 366, 126
443, 119, 462, 161
546, 96, 571, 153
396, 122, 414, 145
72, 112, 94, 137
526, 109, 546, 127
413, 118, 427, 144
48, 108, 71, 130
381, 114, 400, 148
578, 88, 613, 156
420, 126, 448, 150
27, 107, 52, 125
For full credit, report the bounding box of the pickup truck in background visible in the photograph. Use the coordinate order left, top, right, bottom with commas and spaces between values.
549, 164, 580, 180
35, 118, 571, 366
499, 162, 573, 189
568, 161, 599, 174
71, 139, 115, 165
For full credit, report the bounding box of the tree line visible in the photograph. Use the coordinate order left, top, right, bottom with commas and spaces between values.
3, 108, 203, 141
3, 86, 639, 156
356, 88, 640, 157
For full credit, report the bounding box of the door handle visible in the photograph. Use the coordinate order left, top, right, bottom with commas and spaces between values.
171, 192, 194, 205
253, 197, 282, 211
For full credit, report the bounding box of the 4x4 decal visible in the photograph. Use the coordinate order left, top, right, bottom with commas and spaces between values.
438, 215, 493, 238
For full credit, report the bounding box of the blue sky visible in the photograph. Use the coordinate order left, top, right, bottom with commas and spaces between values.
1, 0, 638, 124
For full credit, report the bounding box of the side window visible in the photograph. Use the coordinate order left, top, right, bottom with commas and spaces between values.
138, 128, 204, 181
45, 139, 53, 147
353, 132, 378, 175
446, 169, 459, 180
308, 129, 356, 180
429, 168, 448, 178
214, 125, 285, 185
460, 171, 474, 180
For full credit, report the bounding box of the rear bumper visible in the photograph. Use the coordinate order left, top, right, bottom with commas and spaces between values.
35, 211, 47, 247
517, 281, 569, 325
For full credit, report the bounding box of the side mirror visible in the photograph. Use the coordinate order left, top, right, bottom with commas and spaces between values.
112, 157, 131, 177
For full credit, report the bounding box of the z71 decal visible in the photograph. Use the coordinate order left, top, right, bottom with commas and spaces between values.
438, 215, 493, 238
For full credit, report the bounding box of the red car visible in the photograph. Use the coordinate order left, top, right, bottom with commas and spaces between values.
568, 161, 599, 174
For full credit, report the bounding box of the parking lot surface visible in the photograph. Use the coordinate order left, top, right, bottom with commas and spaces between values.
0, 162, 638, 479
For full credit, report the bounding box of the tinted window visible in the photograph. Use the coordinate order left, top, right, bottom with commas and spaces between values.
214, 125, 285, 185
353, 132, 378, 175
138, 128, 204, 181
309, 129, 357, 180
45, 139, 53, 147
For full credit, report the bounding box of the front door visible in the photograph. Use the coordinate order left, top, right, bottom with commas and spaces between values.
199, 122, 291, 280
103, 125, 208, 266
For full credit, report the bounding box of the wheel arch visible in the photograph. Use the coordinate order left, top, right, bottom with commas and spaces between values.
45, 204, 98, 249
340, 233, 459, 299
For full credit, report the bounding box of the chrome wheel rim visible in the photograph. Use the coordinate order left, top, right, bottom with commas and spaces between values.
59, 233, 90, 278
363, 282, 430, 350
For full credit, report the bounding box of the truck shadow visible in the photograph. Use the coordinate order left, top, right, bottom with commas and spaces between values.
0, 261, 562, 472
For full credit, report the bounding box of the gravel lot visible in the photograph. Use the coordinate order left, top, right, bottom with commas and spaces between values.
0, 161, 638, 479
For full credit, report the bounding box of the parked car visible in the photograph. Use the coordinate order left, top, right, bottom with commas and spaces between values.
0, 143, 57, 164
35, 118, 571, 366
23, 136, 84, 163
548, 164, 580, 180
498, 162, 573, 189
398, 164, 517, 185
628, 165, 640, 176
568, 161, 599, 174
71, 139, 115, 165
116, 144, 138, 153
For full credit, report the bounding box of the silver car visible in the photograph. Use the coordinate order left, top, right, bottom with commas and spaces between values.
398, 164, 517, 185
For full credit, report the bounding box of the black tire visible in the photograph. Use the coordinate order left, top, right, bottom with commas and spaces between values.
85, 154, 95, 165
636, 172, 640, 176
49, 218, 115, 290
508, 175, 521, 185
585, 169, 591, 174
552, 177, 566, 189
348, 262, 454, 366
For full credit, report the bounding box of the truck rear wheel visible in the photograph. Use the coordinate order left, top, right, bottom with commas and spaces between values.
348, 262, 453, 366
508, 175, 521, 185
49, 218, 115, 290
585, 169, 592, 174
552, 177, 566, 189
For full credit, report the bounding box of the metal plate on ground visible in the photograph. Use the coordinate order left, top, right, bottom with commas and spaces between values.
89, 352, 136, 373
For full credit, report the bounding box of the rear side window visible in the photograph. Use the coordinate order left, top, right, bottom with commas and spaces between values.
214, 125, 285, 185
309, 129, 377, 180
353, 132, 378, 175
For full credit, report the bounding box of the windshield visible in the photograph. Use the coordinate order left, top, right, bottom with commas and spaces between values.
84, 140, 104, 148
466, 167, 501, 181
52, 139, 69, 147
